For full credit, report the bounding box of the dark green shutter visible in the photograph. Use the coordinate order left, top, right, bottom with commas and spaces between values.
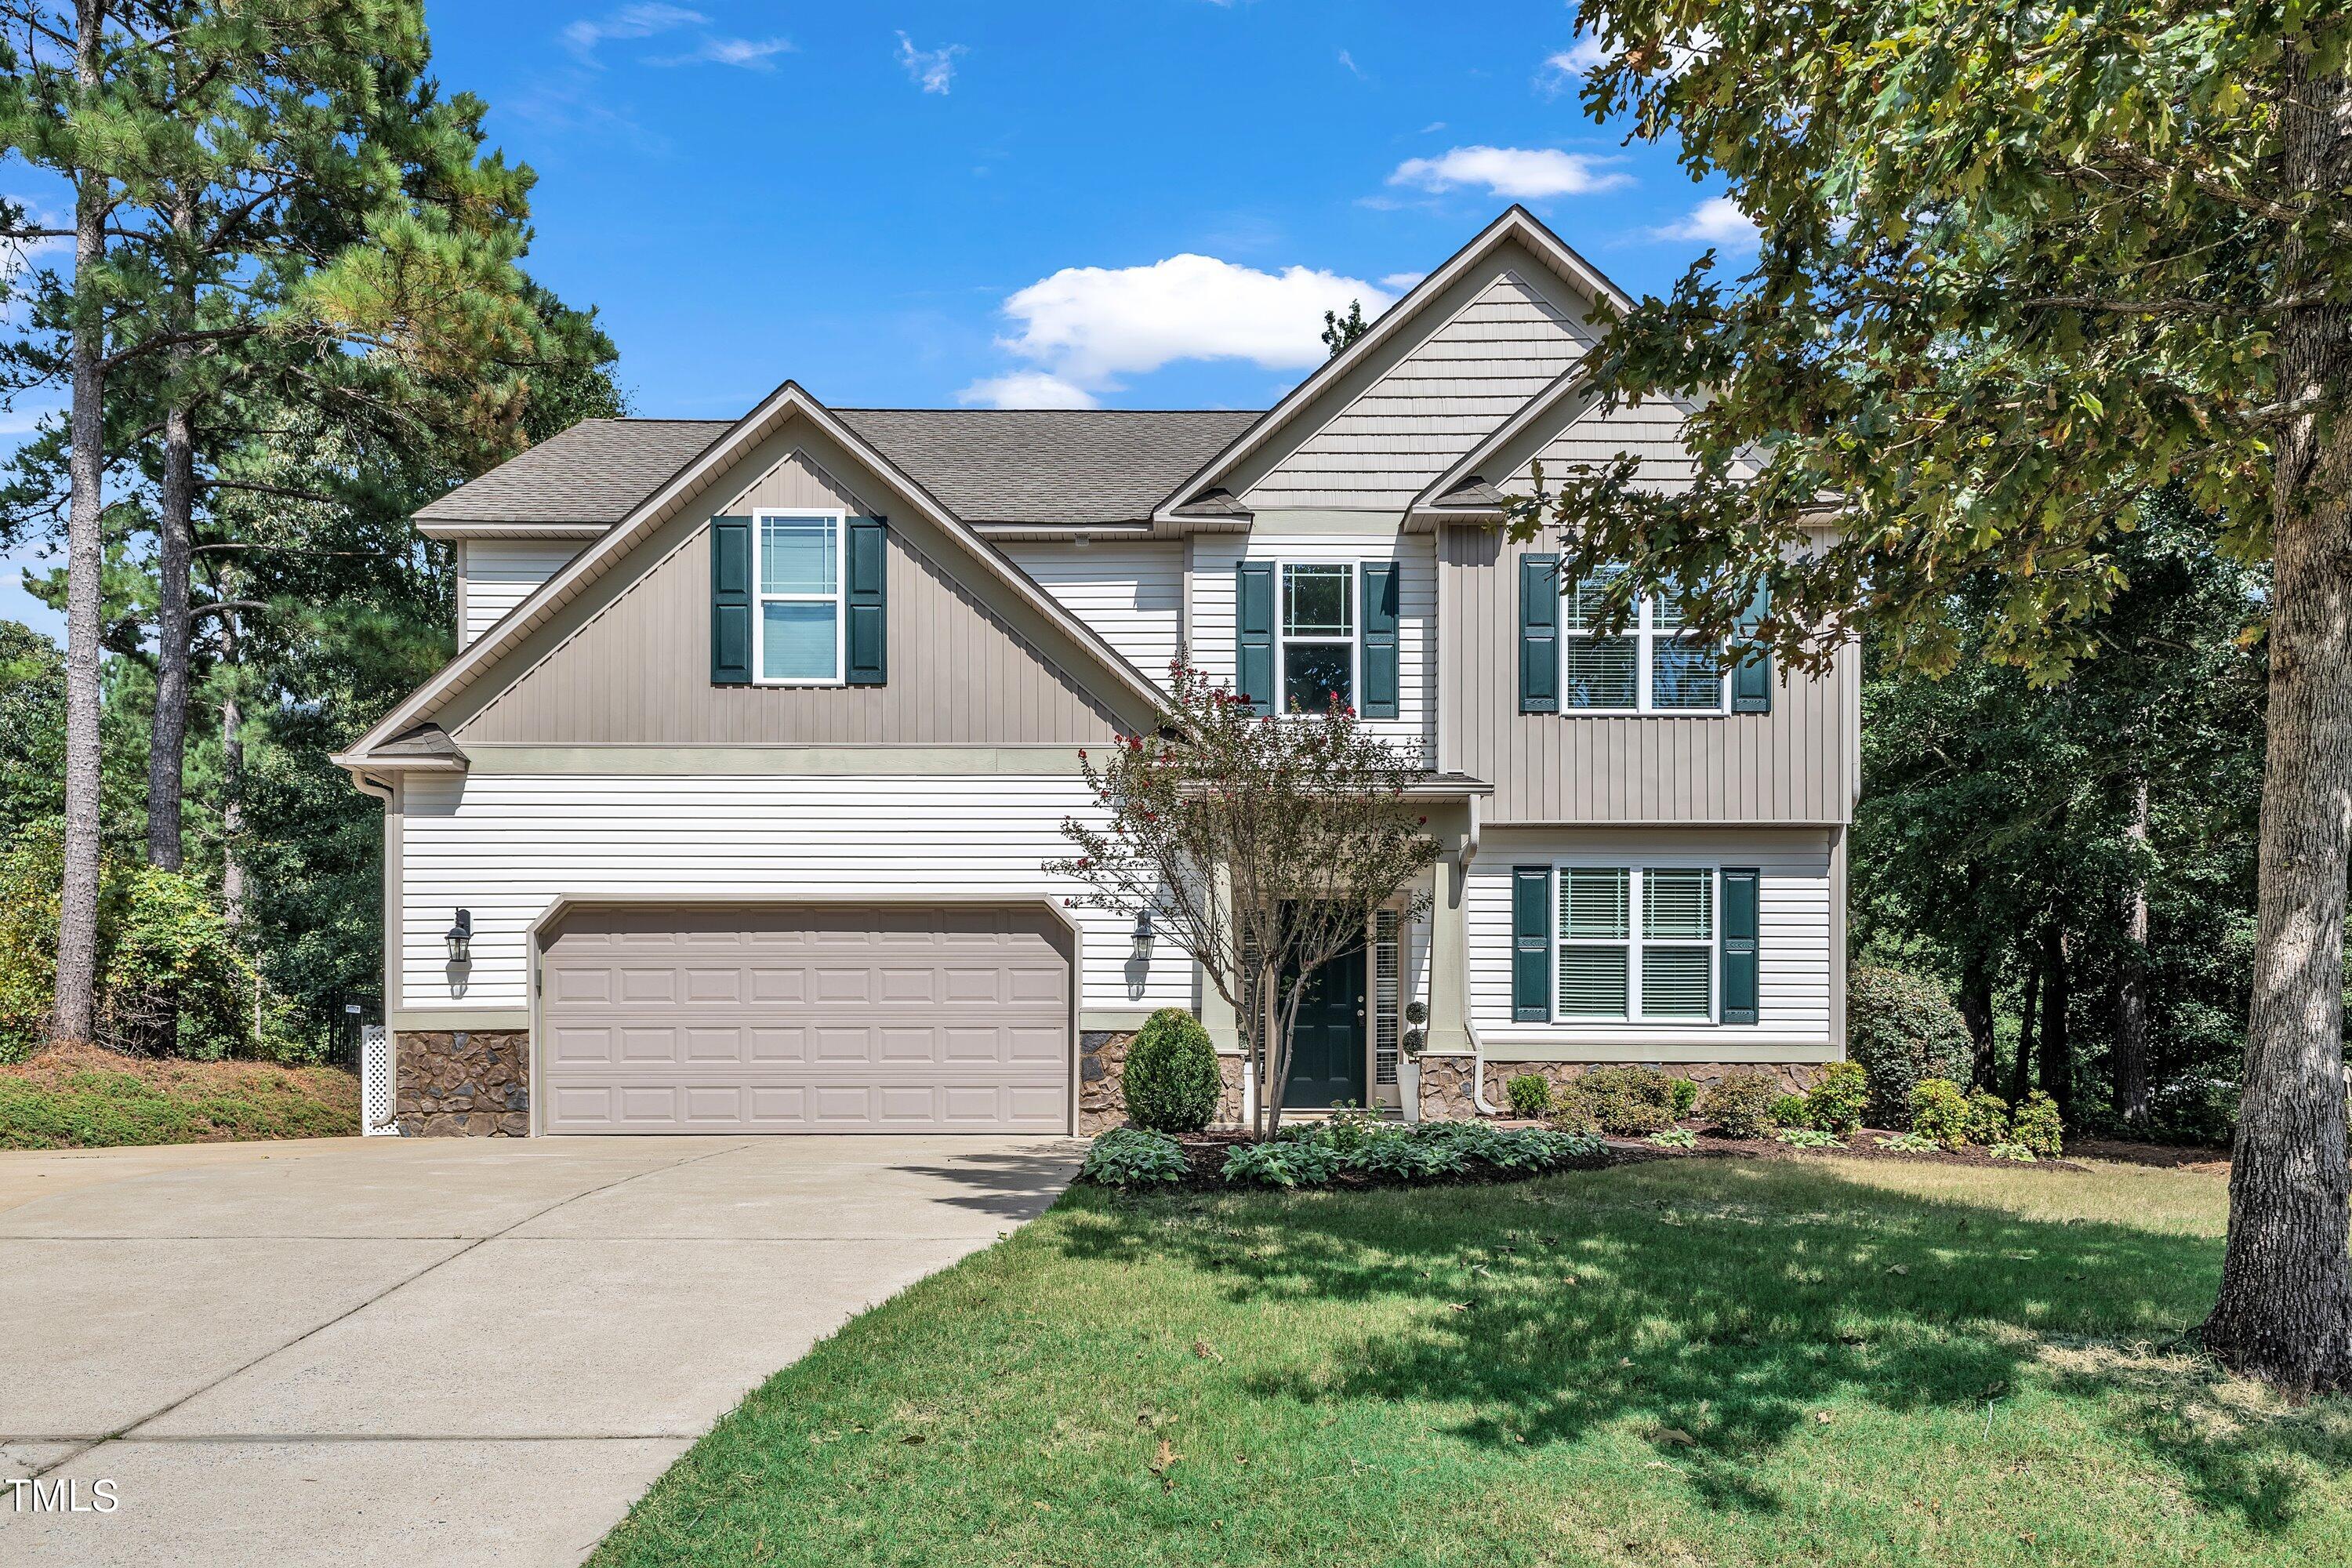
710, 516, 752, 685
1360, 561, 1399, 720
845, 515, 887, 686
1519, 553, 1559, 713
1721, 867, 1759, 1024
1512, 866, 1552, 1022
1236, 561, 1275, 713
1730, 579, 1772, 713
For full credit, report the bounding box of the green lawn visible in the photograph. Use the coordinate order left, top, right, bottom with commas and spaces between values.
594, 1155, 2350, 1568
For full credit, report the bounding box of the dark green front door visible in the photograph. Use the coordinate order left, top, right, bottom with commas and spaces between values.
1285, 946, 1367, 1109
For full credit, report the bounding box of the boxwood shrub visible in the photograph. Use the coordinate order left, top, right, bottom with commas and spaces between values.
1121, 1007, 1221, 1133
1846, 966, 1975, 1125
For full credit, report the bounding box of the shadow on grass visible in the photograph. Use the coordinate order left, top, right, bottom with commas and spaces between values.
1054, 1158, 2343, 1530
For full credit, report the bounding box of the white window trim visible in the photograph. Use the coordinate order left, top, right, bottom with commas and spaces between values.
1275, 560, 1360, 716
1561, 579, 1729, 715
1552, 860, 1721, 1026
751, 507, 848, 688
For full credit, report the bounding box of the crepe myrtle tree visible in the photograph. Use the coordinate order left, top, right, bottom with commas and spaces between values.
1533, 0, 2352, 1392
1048, 662, 1437, 1139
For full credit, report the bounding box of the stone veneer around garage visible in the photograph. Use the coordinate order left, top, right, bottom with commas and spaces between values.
395, 1029, 529, 1136
1078, 1029, 1247, 1136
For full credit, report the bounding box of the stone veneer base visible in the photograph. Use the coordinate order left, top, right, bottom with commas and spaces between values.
1414, 1056, 1828, 1121
395, 1029, 529, 1137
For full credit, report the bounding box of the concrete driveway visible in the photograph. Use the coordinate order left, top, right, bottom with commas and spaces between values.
0, 1134, 1081, 1566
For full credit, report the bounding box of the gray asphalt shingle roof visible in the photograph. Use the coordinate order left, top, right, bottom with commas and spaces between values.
412, 408, 1265, 528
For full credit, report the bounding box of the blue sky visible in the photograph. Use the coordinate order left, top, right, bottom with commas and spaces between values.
3, 1, 1749, 636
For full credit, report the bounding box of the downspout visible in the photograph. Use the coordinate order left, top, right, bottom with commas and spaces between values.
347, 770, 401, 1135
1456, 793, 1498, 1116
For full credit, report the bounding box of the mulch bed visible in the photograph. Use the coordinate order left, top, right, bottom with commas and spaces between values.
1113, 1119, 2190, 1193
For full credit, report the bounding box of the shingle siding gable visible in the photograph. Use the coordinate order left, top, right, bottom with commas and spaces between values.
1245, 272, 1592, 511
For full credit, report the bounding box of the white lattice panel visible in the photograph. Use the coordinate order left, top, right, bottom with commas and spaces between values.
361, 1024, 398, 1135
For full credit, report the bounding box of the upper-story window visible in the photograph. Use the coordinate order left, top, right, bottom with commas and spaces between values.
756, 510, 844, 684
1563, 570, 1724, 713
1281, 562, 1355, 713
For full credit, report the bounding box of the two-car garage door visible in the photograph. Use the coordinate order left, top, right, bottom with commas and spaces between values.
537, 904, 1073, 1134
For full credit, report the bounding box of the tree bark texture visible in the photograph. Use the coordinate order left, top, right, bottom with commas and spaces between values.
2116, 777, 2153, 1125
218, 607, 244, 932
2203, 38, 2352, 1394
2038, 923, 2072, 1119
53, 0, 110, 1044
2013, 962, 2039, 1106
1959, 946, 1998, 1091
145, 187, 199, 870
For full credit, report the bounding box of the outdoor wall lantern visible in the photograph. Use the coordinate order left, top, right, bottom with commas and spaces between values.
445, 909, 473, 965
1130, 909, 1155, 961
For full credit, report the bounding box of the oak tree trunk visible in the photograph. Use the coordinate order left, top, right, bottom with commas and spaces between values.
2012, 961, 2038, 1105
2202, 36, 2352, 1394
2115, 777, 2153, 1126
1959, 946, 1997, 1091
53, 0, 110, 1045
2038, 923, 2072, 1120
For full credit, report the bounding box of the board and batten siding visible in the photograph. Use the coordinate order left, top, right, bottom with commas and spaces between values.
451, 451, 1126, 747
1190, 528, 1435, 753
1439, 527, 1859, 823
459, 539, 583, 648
1000, 540, 1183, 681
397, 772, 1189, 1017
1246, 271, 1593, 512
1465, 828, 1837, 1051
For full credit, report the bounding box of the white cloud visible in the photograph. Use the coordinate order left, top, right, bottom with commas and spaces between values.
958, 372, 1102, 410
984, 253, 1396, 394
648, 34, 794, 69
1650, 195, 1759, 246
896, 32, 966, 94
1379, 271, 1426, 292
1537, 34, 1607, 96
1337, 49, 1364, 78
563, 3, 703, 60
1388, 145, 1629, 200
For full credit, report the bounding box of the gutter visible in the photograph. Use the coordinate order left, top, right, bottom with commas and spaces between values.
1456, 793, 1497, 1116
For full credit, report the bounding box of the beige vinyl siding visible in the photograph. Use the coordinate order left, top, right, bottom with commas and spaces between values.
1246, 271, 1592, 511
1438, 527, 1859, 823
460, 539, 583, 648
452, 451, 1125, 746
396, 772, 1190, 1017
1000, 540, 1183, 680
1465, 827, 1836, 1051
1190, 526, 1435, 754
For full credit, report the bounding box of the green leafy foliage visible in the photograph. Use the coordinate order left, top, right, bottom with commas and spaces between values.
1698, 1072, 1781, 1140
1667, 1076, 1700, 1116
1876, 1131, 1942, 1154
1121, 1008, 1221, 1134
1805, 1062, 1871, 1137
1560, 1065, 1679, 1136
1846, 968, 1976, 1125
1079, 1127, 1190, 1189
0, 1046, 356, 1149
1769, 1093, 1810, 1128
1987, 1142, 2039, 1163
1647, 1127, 1697, 1149
1775, 1127, 1846, 1149
2013, 1091, 2067, 1159
1220, 1121, 1604, 1189
1910, 1080, 1975, 1152
1966, 1091, 2014, 1147
1504, 1073, 1554, 1118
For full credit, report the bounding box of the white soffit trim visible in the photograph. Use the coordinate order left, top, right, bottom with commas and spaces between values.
1151, 205, 1636, 523
344, 382, 1171, 764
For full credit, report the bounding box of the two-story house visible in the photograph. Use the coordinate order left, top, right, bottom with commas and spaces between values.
334, 207, 1856, 1137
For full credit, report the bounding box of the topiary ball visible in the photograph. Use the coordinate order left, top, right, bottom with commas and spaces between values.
1122, 1007, 1221, 1132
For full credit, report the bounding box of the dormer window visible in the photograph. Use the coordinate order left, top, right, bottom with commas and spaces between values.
756, 510, 846, 684
1280, 562, 1355, 713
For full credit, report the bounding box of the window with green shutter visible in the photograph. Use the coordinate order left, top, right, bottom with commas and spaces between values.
710, 515, 753, 685
1547, 864, 1744, 1025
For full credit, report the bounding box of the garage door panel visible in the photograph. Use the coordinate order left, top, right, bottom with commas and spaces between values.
539, 904, 1071, 1134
